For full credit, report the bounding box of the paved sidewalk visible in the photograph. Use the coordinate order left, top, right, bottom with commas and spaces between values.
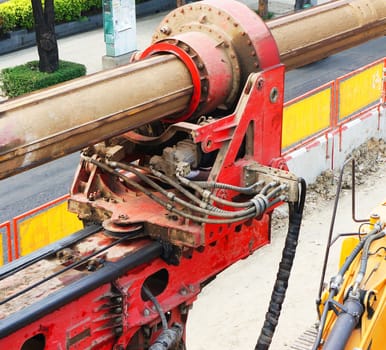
0, 0, 295, 76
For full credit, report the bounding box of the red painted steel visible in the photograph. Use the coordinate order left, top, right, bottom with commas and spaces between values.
0, 66, 284, 349
206, 0, 280, 70
1, 19, 383, 345
0, 227, 269, 349
192, 65, 286, 243
140, 42, 202, 123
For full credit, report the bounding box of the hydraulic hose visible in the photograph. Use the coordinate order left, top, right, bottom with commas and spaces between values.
85, 157, 271, 224
322, 297, 364, 350
321, 230, 385, 350
335, 223, 382, 286
148, 324, 184, 350
352, 230, 386, 295
142, 284, 168, 331
312, 223, 383, 349
255, 178, 306, 350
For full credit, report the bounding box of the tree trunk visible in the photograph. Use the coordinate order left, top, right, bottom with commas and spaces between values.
294, 0, 305, 10
258, 0, 269, 19
31, 0, 59, 73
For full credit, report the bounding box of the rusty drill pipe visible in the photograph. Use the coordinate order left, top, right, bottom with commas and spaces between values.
0, 56, 193, 179
0, 0, 385, 180
268, 0, 386, 70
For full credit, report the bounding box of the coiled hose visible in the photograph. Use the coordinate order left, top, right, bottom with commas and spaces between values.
255, 178, 306, 350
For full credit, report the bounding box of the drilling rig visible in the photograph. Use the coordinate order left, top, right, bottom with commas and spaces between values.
0, 0, 385, 349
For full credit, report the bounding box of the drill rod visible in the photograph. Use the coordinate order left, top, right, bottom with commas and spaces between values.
0, 0, 385, 179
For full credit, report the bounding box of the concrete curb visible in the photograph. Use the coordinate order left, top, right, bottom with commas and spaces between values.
285, 107, 386, 184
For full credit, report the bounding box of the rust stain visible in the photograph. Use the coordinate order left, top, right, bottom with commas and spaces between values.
59, 272, 88, 286
0, 122, 24, 155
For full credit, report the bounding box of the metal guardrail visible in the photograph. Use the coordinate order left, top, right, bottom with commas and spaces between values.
282, 58, 385, 153
0, 194, 83, 264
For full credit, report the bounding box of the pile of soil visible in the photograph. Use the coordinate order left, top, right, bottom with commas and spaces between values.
308, 138, 386, 201
272, 138, 386, 227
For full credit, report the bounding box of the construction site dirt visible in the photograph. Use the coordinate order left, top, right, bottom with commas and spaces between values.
187, 138, 386, 350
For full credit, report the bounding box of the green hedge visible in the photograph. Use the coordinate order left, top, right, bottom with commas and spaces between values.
0, 0, 152, 35
0, 0, 101, 35
0, 60, 86, 97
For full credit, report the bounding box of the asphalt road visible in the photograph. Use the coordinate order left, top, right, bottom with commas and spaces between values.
0, 35, 385, 223
284, 36, 386, 101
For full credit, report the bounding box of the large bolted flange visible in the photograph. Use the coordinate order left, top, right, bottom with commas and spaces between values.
141, 0, 280, 121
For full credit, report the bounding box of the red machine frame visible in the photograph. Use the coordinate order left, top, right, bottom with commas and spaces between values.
0, 65, 287, 350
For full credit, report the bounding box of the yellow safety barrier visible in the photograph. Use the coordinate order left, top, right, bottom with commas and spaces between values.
338, 62, 384, 120
7, 195, 83, 259
18, 201, 83, 257
282, 58, 385, 151
282, 86, 332, 149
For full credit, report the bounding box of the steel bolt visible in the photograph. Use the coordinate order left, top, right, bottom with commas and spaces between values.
143, 308, 150, 316
181, 44, 190, 52
114, 327, 123, 336
160, 25, 171, 35
114, 297, 123, 303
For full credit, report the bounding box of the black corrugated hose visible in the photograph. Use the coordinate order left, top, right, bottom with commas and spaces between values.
255, 178, 306, 350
